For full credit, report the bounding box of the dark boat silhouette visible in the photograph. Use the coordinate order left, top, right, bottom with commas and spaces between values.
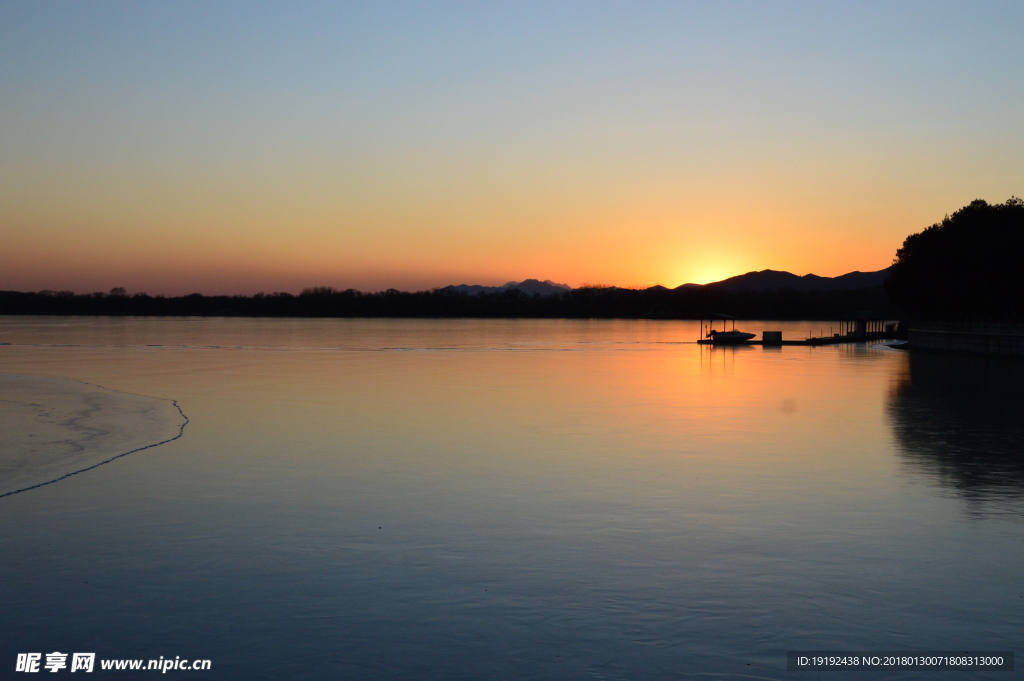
706, 328, 756, 343
702, 314, 755, 344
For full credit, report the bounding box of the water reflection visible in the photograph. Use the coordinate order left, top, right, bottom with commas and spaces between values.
888, 351, 1024, 515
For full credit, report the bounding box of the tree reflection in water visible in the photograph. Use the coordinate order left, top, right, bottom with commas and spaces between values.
888, 351, 1024, 517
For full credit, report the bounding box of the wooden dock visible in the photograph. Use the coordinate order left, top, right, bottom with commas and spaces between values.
698, 317, 904, 346
698, 338, 896, 346
698, 332, 902, 346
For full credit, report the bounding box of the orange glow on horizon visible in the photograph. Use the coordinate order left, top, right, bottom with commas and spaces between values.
2, 3, 1021, 296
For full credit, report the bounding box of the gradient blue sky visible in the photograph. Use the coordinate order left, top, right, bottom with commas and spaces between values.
2, 1, 1023, 294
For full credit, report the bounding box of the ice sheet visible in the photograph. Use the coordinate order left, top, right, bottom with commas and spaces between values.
0, 374, 187, 497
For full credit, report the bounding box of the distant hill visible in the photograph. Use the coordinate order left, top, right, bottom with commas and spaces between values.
676, 268, 889, 292
442, 279, 572, 297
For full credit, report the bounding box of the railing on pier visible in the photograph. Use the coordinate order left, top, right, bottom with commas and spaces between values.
909, 321, 1024, 336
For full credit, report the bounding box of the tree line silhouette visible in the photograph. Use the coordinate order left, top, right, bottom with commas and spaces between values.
0, 284, 893, 320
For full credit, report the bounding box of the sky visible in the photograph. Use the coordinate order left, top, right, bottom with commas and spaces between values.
2, 1, 1023, 295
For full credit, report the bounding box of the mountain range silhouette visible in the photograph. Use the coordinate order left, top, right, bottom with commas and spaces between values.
443, 269, 889, 296
685, 267, 890, 292
441, 279, 573, 296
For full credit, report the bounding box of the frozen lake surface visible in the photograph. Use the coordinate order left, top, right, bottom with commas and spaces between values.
1, 317, 1022, 679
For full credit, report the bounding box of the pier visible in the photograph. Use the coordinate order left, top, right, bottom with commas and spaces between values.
697, 336, 901, 346
698, 315, 903, 346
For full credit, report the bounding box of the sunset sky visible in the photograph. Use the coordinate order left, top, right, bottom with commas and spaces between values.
3, 1, 1023, 295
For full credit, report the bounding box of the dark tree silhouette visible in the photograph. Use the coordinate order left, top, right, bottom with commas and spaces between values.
0, 284, 894, 320
885, 198, 1024, 318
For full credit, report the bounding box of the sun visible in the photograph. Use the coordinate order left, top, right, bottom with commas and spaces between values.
675, 263, 741, 286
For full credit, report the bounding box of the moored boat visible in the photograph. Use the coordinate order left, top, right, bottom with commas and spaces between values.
706, 329, 756, 343
700, 313, 755, 344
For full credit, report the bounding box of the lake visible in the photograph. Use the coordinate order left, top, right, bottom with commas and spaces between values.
1, 316, 1022, 679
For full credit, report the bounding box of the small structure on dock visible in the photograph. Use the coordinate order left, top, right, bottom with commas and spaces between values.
833, 312, 898, 340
